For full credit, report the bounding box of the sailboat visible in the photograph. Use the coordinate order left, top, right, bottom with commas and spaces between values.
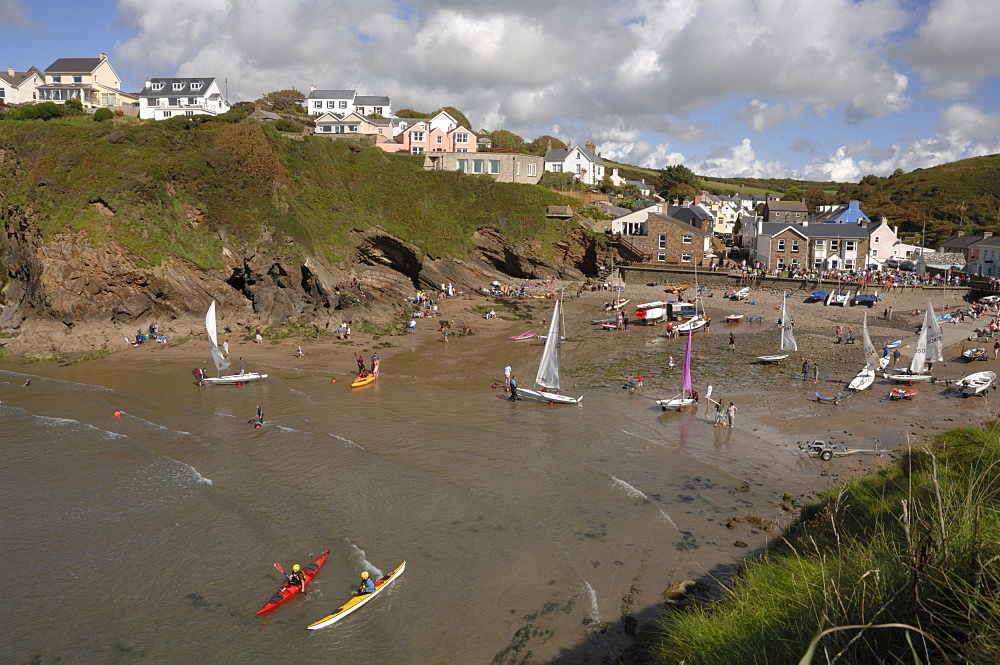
847, 312, 880, 391
655, 329, 697, 411
885, 301, 942, 384
202, 301, 268, 385
515, 298, 582, 404
757, 293, 796, 363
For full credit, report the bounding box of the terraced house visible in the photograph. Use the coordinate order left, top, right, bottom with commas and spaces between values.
753, 220, 870, 271
38, 54, 137, 112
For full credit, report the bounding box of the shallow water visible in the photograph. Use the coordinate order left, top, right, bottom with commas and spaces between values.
1, 335, 816, 664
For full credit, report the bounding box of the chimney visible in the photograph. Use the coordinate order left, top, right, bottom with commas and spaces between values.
985, 232, 994, 239
99, 53, 107, 60
957, 231, 964, 237
310, 84, 317, 92
7, 67, 13, 77
255, 104, 262, 111
694, 194, 701, 206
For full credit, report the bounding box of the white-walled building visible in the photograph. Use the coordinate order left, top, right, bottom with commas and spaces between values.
137, 78, 229, 120
543, 146, 605, 186
305, 88, 393, 120
0, 66, 43, 105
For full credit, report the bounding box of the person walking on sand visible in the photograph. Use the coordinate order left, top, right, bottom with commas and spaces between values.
508, 376, 520, 402
892, 348, 901, 367
728, 332, 736, 352
238, 357, 246, 375
714, 399, 726, 426
705, 383, 713, 403
726, 402, 738, 428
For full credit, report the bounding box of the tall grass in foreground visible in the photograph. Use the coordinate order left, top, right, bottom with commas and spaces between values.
650, 424, 1000, 664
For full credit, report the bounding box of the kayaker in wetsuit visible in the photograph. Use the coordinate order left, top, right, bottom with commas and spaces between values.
285, 564, 306, 591
356, 354, 365, 375
357, 570, 375, 595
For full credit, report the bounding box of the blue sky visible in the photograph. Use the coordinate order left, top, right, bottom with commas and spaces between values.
2, 0, 999, 182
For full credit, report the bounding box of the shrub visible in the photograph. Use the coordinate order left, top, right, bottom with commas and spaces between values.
273, 118, 304, 133
64, 99, 84, 112
93, 108, 114, 122
11, 102, 64, 120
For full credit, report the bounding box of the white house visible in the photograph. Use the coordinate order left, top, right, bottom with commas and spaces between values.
137, 78, 229, 120
866, 218, 899, 265
305, 88, 393, 121
609, 203, 664, 235
543, 146, 605, 186
0, 66, 43, 105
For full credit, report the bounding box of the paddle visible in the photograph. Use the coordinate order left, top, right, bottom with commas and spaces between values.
274, 562, 307, 593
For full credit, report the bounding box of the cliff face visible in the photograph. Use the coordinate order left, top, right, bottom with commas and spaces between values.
0, 224, 600, 355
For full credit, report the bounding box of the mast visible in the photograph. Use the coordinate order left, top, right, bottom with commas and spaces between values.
780, 293, 797, 352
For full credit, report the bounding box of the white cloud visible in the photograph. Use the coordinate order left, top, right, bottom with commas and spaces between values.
737, 100, 804, 132
0, 0, 30, 27
689, 139, 787, 179
598, 140, 686, 170
902, 0, 1000, 99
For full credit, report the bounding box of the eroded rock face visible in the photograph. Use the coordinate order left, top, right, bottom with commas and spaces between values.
0, 223, 602, 354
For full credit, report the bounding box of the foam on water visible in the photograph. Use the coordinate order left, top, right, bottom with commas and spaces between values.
329, 432, 366, 451
33, 413, 129, 440
347, 541, 383, 578
611, 476, 647, 500
581, 579, 600, 623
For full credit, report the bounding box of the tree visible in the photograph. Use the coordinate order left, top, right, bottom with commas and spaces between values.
257, 89, 305, 113
804, 187, 831, 211
657, 164, 699, 197
93, 108, 114, 122
782, 186, 804, 201
490, 130, 526, 152
526, 135, 567, 156
437, 106, 472, 131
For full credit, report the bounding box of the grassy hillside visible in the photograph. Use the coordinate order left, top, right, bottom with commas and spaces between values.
0, 117, 575, 269
601, 160, 836, 197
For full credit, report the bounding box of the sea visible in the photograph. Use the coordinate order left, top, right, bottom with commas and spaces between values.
0, 331, 820, 664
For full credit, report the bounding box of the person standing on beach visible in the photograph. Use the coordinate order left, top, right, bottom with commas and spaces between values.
705, 383, 713, 403
892, 348, 901, 367
238, 357, 245, 375
714, 400, 726, 426
801, 360, 810, 381
813, 362, 820, 384
726, 402, 738, 428
371, 354, 380, 375
728, 332, 736, 352
508, 376, 520, 401
409, 319, 416, 334
222, 339, 229, 359
504, 364, 512, 392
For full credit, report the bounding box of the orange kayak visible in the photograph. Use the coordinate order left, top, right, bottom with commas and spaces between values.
351, 374, 376, 388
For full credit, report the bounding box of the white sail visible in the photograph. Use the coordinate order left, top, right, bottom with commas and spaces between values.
535, 300, 563, 391
205, 301, 230, 374
862, 312, 879, 370
910, 324, 928, 375
780, 296, 797, 352
923, 301, 944, 363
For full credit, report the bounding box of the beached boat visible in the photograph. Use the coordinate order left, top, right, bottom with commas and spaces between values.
885, 302, 943, 384
724, 314, 744, 323
655, 329, 697, 411
664, 283, 690, 294
201, 301, 268, 385
854, 291, 879, 307
963, 347, 987, 361
514, 299, 583, 405
826, 291, 851, 306
634, 301, 667, 324
351, 374, 376, 388
508, 331, 536, 341
728, 287, 750, 300
611, 298, 630, 310
959, 371, 996, 397
889, 388, 919, 400
847, 312, 880, 393
885, 339, 902, 349
757, 293, 795, 364
808, 291, 827, 302
674, 314, 709, 335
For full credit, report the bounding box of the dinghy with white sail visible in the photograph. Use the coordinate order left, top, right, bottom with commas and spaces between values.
885, 302, 941, 384
202, 301, 268, 385
515, 299, 582, 404
757, 294, 795, 363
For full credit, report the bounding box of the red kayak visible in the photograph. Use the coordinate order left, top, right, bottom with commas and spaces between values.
256, 549, 330, 615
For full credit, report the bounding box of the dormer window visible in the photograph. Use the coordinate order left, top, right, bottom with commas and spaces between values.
152, 83, 164, 91
190, 82, 202, 90
173, 82, 184, 91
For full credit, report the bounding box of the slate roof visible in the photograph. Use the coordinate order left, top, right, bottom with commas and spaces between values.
759, 222, 869, 239
0, 67, 42, 87
307, 89, 355, 99
354, 95, 390, 106
765, 200, 808, 212
544, 147, 604, 166
45, 58, 104, 73
940, 235, 986, 249
647, 211, 709, 235
666, 205, 713, 227
138, 78, 217, 96
970, 235, 1000, 249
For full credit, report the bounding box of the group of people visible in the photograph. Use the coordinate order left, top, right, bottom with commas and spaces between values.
356, 353, 380, 378
279, 564, 375, 597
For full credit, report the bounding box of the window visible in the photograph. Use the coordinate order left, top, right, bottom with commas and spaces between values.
162, 111, 172, 118
457, 159, 469, 172
681, 252, 692, 263
168, 98, 179, 106
814, 258, 823, 267
527, 163, 536, 177
791, 239, 799, 252
333, 125, 345, 134
795, 212, 801, 217
411, 131, 425, 143
314, 101, 322, 109
373, 107, 382, 115
830, 240, 839, 251
145, 98, 155, 106
872, 249, 879, 257
488, 160, 500, 174
682, 234, 692, 244
320, 125, 331, 133
185, 110, 194, 115
873, 236, 880, 244
777, 257, 785, 267
0, 89, 4, 99
190, 82, 202, 90
658, 233, 667, 250
551, 164, 563, 173
339, 101, 347, 109
410, 146, 424, 155
456, 148, 468, 153
52, 75, 61, 83
188, 98, 198, 105
657, 252, 666, 262
173, 82, 184, 90
791, 258, 799, 266
455, 132, 468, 143
575, 163, 584, 175
73, 75, 82, 83
327, 101, 335, 108
473, 159, 484, 174
845, 240, 856, 251
845, 259, 854, 269
814, 239, 825, 248
777, 239, 785, 251
152, 82, 163, 90
436, 136, 442, 144
348, 125, 358, 132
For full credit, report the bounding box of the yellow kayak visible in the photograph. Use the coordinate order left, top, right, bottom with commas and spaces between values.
306, 561, 405, 630
351, 374, 376, 388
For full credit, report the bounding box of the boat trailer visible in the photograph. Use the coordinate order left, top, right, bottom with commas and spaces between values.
799, 439, 884, 461
815, 391, 850, 405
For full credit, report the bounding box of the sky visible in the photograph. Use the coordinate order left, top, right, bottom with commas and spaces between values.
2, 0, 999, 183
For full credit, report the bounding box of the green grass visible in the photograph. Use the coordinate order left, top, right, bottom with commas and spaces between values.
648, 424, 1000, 664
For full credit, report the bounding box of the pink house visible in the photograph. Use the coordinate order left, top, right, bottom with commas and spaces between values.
377, 111, 477, 154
